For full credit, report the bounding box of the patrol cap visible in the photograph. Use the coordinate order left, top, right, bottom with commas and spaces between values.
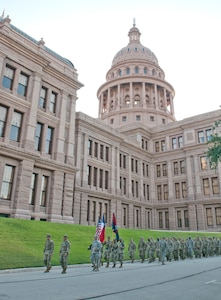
64, 234, 68, 237
46, 234, 51, 237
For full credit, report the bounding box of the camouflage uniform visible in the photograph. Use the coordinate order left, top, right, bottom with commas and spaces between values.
103, 236, 112, 267
91, 236, 102, 271
187, 237, 194, 259
148, 238, 156, 263
166, 238, 174, 262
128, 238, 136, 263
159, 237, 167, 265
173, 237, 180, 261
111, 239, 119, 268
60, 234, 70, 274
138, 237, 146, 263
43, 234, 54, 273
194, 237, 202, 258
118, 239, 125, 268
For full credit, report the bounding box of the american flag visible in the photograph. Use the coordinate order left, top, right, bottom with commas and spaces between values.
95, 216, 102, 237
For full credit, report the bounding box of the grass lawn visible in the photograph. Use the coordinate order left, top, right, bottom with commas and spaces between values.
0, 218, 220, 270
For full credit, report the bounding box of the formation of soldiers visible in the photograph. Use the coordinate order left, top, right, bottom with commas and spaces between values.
137, 236, 221, 264
89, 235, 221, 271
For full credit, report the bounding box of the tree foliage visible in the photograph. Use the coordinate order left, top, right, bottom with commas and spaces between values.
206, 120, 221, 169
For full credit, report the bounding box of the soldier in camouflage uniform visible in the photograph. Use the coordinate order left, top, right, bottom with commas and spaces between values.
148, 238, 156, 263
118, 238, 125, 268
166, 238, 174, 262
187, 236, 194, 259
194, 236, 202, 258
202, 237, 209, 258
43, 234, 54, 273
128, 238, 136, 263
138, 237, 146, 263
103, 236, 112, 267
179, 238, 186, 260
173, 237, 180, 261
91, 235, 102, 271
155, 238, 160, 262
60, 234, 71, 274
159, 237, 167, 265
111, 239, 119, 268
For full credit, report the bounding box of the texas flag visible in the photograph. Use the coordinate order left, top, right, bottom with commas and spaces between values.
112, 212, 119, 241
99, 214, 105, 243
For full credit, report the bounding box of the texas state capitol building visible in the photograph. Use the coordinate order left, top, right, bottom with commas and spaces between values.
0, 16, 221, 231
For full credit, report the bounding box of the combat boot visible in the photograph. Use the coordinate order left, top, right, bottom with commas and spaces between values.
61, 267, 67, 274
119, 263, 123, 268
105, 263, 109, 268
112, 263, 116, 268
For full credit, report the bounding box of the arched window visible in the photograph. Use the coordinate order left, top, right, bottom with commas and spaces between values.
152, 69, 156, 76
125, 95, 130, 104
134, 94, 140, 105
126, 67, 130, 75
118, 69, 122, 76
144, 67, 148, 74
135, 66, 139, 74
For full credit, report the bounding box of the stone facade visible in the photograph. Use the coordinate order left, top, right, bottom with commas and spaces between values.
0, 17, 221, 231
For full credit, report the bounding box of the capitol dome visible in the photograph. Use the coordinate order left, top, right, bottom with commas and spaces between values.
111, 23, 159, 67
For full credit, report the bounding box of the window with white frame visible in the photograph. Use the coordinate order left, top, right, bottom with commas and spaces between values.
0, 165, 15, 200
10, 111, 22, 142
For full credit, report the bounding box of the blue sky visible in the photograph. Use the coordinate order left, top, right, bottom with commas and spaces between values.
2, 0, 221, 120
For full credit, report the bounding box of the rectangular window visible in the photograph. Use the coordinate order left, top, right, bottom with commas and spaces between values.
161, 140, 166, 151
206, 129, 212, 142
177, 211, 182, 227
162, 164, 167, 176
180, 160, 185, 174
157, 185, 162, 201
174, 162, 178, 175
94, 142, 98, 158
35, 122, 43, 151
123, 155, 126, 169
215, 207, 221, 225
0, 165, 15, 199
39, 87, 48, 109
131, 180, 134, 197
100, 145, 104, 159
203, 178, 210, 195
105, 147, 109, 162
88, 139, 92, 155
136, 115, 141, 121
50, 92, 57, 113
123, 207, 127, 226
2, 65, 14, 90
182, 182, 187, 198
87, 165, 91, 185
122, 116, 127, 122
198, 131, 204, 143
206, 208, 213, 226
165, 211, 169, 229
93, 167, 97, 187
45, 126, 53, 154
175, 183, 180, 199
163, 184, 168, 201
131, 158, 134, 172
155, 141, 159, 152
178, 136, 183, 148
10, 111, 22, 142
135, 181, 139, 198
123, 177, 126, 195
40, 175, 48, 207
39, 87, 47, 109
172, 137, 177, 149
212, 177, 219, 194
0, 105, 8, 137
92, 201, 96, 222
99, 169, 103, 188
156, 165, 161, 177
200, 156, 207, 170
135, 160, 138, 173
17, 72, 29, 96
159, 212, 163, 228
29, 173, 37, 205
184, 210, 189, 227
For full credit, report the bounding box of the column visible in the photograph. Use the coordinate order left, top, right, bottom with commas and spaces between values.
142, 82, 146, 108
54, 90, 67, 162
24, 71, 42, 151
163, 88, 167, 111
129, 82, 133, 108
66, 94, 76, 165
154, 84, 159, 109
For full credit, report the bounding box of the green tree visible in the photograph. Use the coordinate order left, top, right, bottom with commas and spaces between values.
206, 120, 221, 169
